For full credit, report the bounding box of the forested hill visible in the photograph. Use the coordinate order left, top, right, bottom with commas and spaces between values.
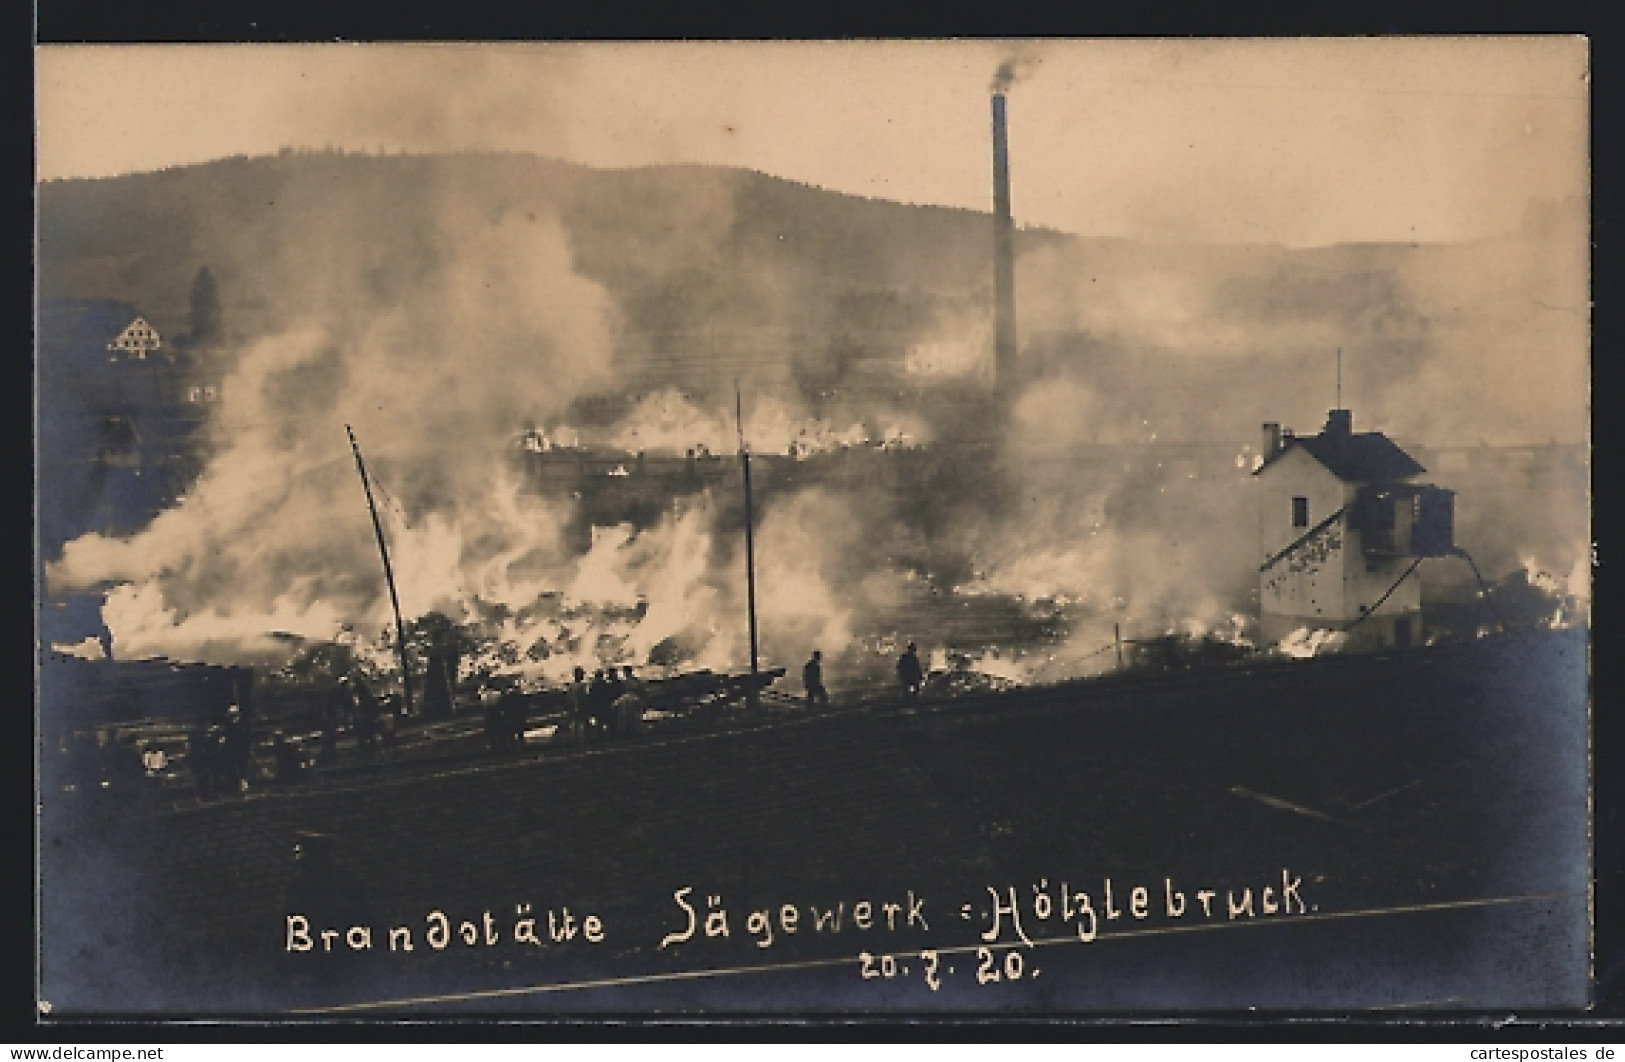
37, 151, 1060, 345
37, 151, 1587, 446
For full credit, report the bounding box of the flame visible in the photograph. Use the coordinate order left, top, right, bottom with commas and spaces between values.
518, 426, 581, 453
1272, 626, 1348, 659
606, 390, 731, 455
1515, 550, 1591, 630
602, 388, 930, 458
46, 206, 630, 669
1520, 552, 1590, 606
414, 504, 746, 686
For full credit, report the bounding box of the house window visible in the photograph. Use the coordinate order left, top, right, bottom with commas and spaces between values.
1374, 493, 1396, 531
1292, 496, 1309, 528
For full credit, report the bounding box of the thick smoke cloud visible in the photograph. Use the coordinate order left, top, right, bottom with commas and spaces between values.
989, 53, 1041, 95
1011, 198, 1588, 448
42, 157, 960, 681
1002, 203, 1589, 634
42, 146, 1587, 684
50, 193, 621, 665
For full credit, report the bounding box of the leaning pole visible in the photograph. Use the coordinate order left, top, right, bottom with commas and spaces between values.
346, 424, 415, 717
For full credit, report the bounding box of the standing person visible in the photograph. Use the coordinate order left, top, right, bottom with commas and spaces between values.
588, 669, 611, 742
380, 694, 399, 757
614, 667, 644, 738
482, 690, 506, 754
569, 666, 589, 747
502, 689, 529, 753
897, 642, 924, 705
803, 650, 829, 709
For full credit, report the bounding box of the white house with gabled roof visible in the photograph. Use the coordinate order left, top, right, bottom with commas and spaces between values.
1254, 408, 1456, 651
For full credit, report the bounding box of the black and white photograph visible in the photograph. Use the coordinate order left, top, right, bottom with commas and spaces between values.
33, 38, 1592, 1018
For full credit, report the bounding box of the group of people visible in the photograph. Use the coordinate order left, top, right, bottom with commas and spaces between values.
269, 676, 405, 788
308, 674, 401, 769
569, 665, 644, 744
184, 672, 407, 798
332, 674, 396, 760
187, 704, 255, 798
802, 641, 926, 708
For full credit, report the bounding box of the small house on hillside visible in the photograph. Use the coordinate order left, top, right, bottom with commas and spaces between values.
107, 317, 163, 360
1254, 408, 1455, 651
38, 298, 215, 548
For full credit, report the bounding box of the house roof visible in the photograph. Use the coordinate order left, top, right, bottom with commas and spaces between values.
109, 316, 163, 355
1255, 431, 1425, 482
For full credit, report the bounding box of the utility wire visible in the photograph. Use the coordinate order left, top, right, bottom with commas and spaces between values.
1451, 546, 1503, 630
1342, 556, 1424, 633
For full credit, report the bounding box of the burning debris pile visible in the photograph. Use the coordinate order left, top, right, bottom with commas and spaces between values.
1422, 559, 1589, 644
598, 389, 929, 459
1265, 558, 1588, 661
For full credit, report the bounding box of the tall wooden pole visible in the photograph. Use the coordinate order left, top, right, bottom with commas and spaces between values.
735, 382, 760, 709
346, 425, 414, 717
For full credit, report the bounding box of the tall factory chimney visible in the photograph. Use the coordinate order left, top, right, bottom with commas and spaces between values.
991, 92, 1017, 394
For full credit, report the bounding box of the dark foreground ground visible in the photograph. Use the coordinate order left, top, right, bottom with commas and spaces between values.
38, 628, 1590, 1018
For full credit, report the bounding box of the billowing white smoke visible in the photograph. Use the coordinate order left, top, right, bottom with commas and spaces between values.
49, 206, 620, 664
44, 158, 1585, 691
42, 190, 935, 682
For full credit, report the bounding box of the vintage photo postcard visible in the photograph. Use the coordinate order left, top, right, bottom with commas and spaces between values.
33, 38, 1591, 1019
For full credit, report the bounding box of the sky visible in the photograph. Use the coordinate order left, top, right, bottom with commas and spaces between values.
35, 38, 1588, 247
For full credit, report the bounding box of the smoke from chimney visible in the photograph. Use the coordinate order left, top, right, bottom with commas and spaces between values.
992, 93, 1017, 392
989, 54, 1039, 95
